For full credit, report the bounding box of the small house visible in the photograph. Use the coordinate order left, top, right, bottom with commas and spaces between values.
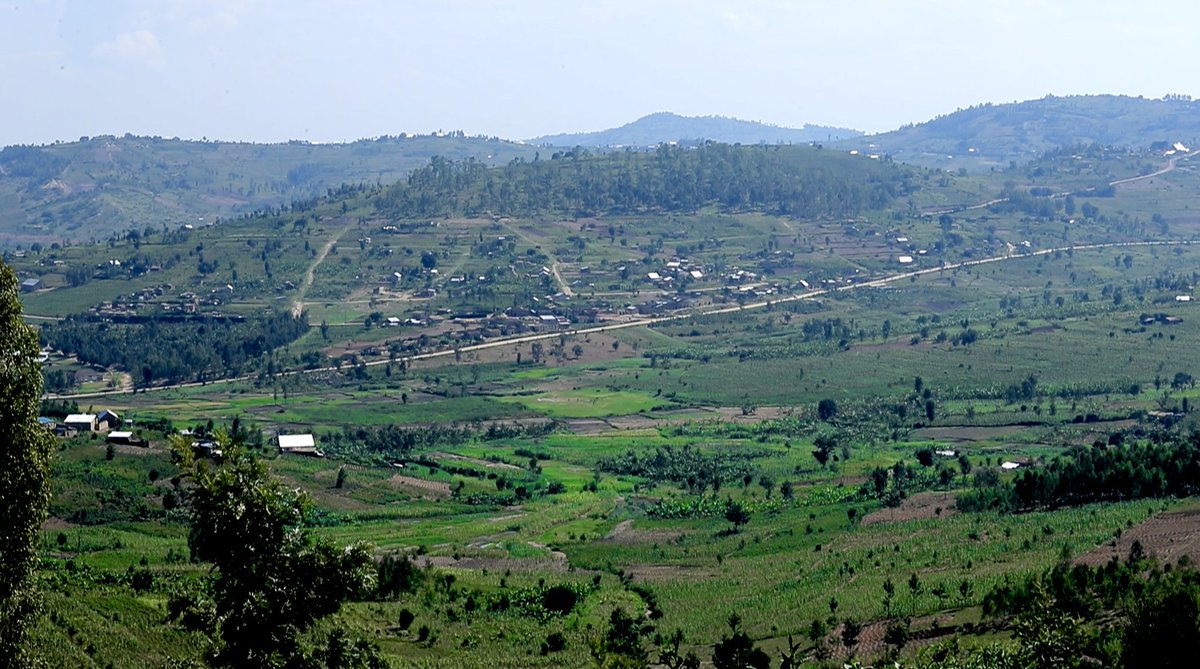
36, 417, 57, 430
74, 369, 103, 384
106, 431, 147, 447
63, 414, 98, 432
278, 433, 323, 457
20, 278, 41, 292
97, 409, 121, 430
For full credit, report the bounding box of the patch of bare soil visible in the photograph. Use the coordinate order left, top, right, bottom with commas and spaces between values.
112, 443, 156, 456
601, 519, 683, 545
1077, 507, 1200, 567
623, 563, 715, 581
430, 451, 523, 471
388, 474, 451, 496
42, 517, 77, 531
861, 492, 959, 526
823, 616, 960, 662
415, 554, 570, 573
565, 418, 614, 434
916, 425, 1029, 442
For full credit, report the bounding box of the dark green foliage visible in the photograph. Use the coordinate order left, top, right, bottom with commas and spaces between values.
313, 630, 389, 669
1121, 587, 1200, 668
599, 445, 759, 491
396, 609, 414, 631
590, 608, 649, 668
724, 501, 751, 533
179, 446, 374, 668
817, 398, 838, 421
0, 262, 56, 668
959, 433, 1200, 512
841, 618, 862, 652
377, 143, 915, 220
712, 614, 769, 669
40, 312, 308, 384
540, 585, 579, 616
376, 555, 423, 600
540, 631, 567, 655
657, 629, 700, 669
321, 424, 473, 461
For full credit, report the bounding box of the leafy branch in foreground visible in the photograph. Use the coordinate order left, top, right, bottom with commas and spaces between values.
170, 438, 384, 668
0, 262, 55, 669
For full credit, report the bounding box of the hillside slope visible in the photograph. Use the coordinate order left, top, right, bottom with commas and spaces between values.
0, 133, 538, 246
531, 112, 861, 147
838, 94, 1200, 171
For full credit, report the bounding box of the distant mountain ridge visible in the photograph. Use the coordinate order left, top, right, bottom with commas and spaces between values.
836, 94, 1200, 171
0, 133, 538, 246
530, 112, 862, 147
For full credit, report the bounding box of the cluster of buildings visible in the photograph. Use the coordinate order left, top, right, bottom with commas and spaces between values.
38, 409, 131, 441
645, 258, 705, 288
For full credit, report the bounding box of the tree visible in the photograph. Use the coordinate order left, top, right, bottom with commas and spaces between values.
812, 433, 839, 468
712, 614, 770, 669
925, 398, 937, 422
724, 501, 751, 533
174, 442, 375, 668
0, 262, 55, 669
657, 629, 700, 669
883, 618, 910, 656
591, 608, 649, 668
1121, 586, 1200, 668
957, 453, 973, 477
817, 398, 838, 421
841, 618, 863, 655
915, 447, 935, 467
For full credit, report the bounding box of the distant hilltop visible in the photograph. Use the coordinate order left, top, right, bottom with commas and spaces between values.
530, 112, 862, 148
834, 94, 1200, 171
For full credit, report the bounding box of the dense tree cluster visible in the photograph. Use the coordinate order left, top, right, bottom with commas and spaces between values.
959, 433, 1200, 512
377, 143, 917, 220
39, 311, 307, 384
599, 445, 760, 491
320, 424, 474, 461
981, 555, 1200, 669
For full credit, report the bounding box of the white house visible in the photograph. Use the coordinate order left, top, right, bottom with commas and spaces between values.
278, 433, 323, 457
64, 414, 98, 432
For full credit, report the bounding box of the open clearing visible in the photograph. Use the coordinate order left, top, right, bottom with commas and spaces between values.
861, 491, 959, 526
1077, 505, 1200, 566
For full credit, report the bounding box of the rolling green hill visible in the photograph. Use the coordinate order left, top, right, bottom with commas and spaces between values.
14, 134, 1200, 668
838, 94, 1200, 171
0, 133, 539, 246
530, 111, 861, 147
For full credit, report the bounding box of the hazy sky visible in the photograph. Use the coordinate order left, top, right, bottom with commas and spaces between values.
3, 0, 1199, 146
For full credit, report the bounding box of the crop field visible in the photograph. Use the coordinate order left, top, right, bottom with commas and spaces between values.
15, 143, 1200, 667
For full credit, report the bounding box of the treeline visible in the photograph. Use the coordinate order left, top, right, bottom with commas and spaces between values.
320, 421, 556, 463
376, 143, 917, 220
320, 424, 474, 461
599, 445, 761, 492
39, 311, 307, 384
958, 433, 1200, 512
978, 555, 1200, 668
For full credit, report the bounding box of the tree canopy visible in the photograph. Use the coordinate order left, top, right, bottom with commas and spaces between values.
173, 442, 377, 668
0, 262, 55, 669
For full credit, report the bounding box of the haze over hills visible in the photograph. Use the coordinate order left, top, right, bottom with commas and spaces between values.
530, 112, 862, 147
0, 133, 538, 246
8, 94, 1200, 248
837, 94, 1200, 171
